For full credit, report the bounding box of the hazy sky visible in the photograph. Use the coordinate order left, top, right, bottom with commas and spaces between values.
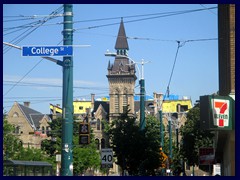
3, 4, 218, 114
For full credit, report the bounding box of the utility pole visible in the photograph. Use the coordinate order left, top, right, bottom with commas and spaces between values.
61, 4, 74, 176
159, 110, 164, 148
139, 78, 145, 131
168, 115, 172, 159
139, 59, 149, 131
168, 114, 172, 175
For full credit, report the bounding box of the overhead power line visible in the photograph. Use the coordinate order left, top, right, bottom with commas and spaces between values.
159, 41, 184, 110
4, 80, 109, 91
3, 60, 44, 97
3, 14, 64, 22
3, 6, 217, 30
3, 5, 63, 54
74, 6, 217, 31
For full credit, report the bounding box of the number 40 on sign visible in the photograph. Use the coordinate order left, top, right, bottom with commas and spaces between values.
101, 148, 113, 168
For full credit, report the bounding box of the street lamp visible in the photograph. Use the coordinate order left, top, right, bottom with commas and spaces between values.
105, 52, 149, 131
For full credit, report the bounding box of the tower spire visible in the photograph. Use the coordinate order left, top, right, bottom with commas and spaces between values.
115, 19, 129, 55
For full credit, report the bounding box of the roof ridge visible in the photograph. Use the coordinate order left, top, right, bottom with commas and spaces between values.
17, 103, 43, 130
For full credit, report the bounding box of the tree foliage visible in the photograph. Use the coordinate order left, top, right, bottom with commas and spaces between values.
108, 110, 161, 176
3, 113, 51, 163
41, 117, 101, 175
3, 116, 22, 160
179, 105, 214, 166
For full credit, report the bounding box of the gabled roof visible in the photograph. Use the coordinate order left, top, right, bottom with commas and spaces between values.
92, 101, 109, 115
17, 103, 49, 130
115, 19, 129, 50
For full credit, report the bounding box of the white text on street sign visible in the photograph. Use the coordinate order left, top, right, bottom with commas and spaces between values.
22, 46, 73, 56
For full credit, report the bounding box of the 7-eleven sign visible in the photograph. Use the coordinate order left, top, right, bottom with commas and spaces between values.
211, 98, 230, 128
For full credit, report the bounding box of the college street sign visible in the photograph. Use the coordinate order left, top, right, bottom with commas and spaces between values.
22, 46, 73, 56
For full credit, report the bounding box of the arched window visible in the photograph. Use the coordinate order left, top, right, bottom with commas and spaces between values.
101, 139, 105, 149
95, 139, 100, 150
97, 119, 101, 130
13, 112, 19, 118
42, 126, 45, 134
46, 126, 50, 136
123, 88, 128, 112
115, 89, 120, 113
15, 126, 20, 134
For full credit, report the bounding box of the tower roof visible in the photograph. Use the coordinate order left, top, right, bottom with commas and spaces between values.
115, 19, 129, 50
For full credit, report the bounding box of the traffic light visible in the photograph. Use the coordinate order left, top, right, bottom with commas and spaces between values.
79, 122, 90, 144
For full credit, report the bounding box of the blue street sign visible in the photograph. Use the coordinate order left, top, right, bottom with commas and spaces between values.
22, 46, 73, 56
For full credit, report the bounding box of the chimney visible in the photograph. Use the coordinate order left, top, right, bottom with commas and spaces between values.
24, 102, 30, 107
153, 92, 163, 115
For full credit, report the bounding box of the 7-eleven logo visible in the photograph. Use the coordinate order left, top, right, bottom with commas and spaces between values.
211, 99, 230, 127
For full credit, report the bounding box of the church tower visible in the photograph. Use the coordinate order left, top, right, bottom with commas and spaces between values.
107, 20, 137, 122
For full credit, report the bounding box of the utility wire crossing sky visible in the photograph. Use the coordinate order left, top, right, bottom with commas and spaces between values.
3, 4, 218, 113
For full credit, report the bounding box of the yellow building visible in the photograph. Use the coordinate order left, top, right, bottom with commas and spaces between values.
73, 101, 92, 114
50, 101, 92, 114
162, 99, 192, 113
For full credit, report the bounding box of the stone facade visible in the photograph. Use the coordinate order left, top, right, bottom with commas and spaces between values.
7, 102, 51, 149
107, 20, 137, 123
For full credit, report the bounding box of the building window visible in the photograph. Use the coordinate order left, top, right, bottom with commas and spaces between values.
46, 126, 50, 136
123, 89, 128, 112
101, 139, 105, 149
42, 126, 45, 134
114, 94, 119, 113
97, 119, 100, 130
13, 112, 19, 118
15, 126, 20, 134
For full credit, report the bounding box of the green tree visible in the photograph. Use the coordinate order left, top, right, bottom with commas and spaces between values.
41, 117, 62, 156
180, 105, 214, 167
73, 142, 101, 175
3, 112, 52, 164
108, 110, 161, 176
3, 113, 22, 160
14, 146, 50, 161
41, 117, 101, 175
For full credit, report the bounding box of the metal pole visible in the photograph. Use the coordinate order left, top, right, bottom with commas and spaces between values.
139, 79, 145, 131
168, 115, 172, 175
159, 110, 164, 148
176, 128, 179, 149
168, 116, 172, 158
61, 4, 73, 176
176, 104, 180, 149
